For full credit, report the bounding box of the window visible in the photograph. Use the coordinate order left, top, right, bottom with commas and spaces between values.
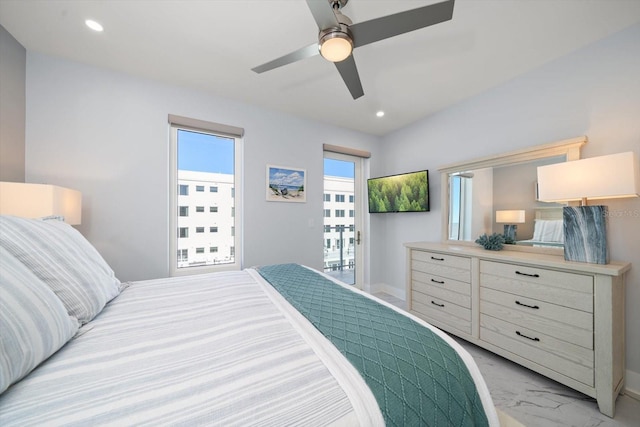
170, 115, 243, 276
349, 195, 354, 203
324, 209, 331, 218
349, 224, 354, 232
335, 194, 345, 202
349, 209, 354, 217
335, 209, 345, 217
324, 225, 331, 233
177, 249, 188, 262
324, 193, 330, 202
326, 239, 331, 248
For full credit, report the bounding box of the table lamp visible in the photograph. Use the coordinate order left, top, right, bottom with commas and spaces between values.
537, 152, 639, 264
0, 182, 82, 225
495, 210, 525, 243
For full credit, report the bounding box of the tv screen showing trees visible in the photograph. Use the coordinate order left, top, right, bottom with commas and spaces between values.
367, 170, 429, 213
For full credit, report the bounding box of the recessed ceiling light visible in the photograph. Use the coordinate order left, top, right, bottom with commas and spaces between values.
376, 111, 385, 118
85, 19, 104, 32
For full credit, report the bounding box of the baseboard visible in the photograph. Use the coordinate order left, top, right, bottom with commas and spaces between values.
624, 369, 640, 402
380, 283, 405, 300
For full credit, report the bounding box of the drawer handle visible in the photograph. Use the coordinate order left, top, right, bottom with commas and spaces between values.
516, 331, 540, 342
431, 256, 445, 261
431, 278, 445, 284
515, 300, 540, 310
431, 300, 445, 308
515, 270, 540, 278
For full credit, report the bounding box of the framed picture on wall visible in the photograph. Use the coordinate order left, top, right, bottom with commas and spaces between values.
266, 165, 306, 203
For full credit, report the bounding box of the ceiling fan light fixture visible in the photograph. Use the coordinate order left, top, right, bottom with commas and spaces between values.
319, 29, 353, 62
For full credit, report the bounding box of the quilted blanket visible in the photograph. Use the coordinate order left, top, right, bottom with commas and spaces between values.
258, 264, 489, 427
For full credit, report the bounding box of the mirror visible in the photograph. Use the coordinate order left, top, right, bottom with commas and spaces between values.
439, 137, 587, 252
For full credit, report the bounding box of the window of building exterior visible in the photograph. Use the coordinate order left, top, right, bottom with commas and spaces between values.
324, 193, 330, 202
324, 225, 331, 233
349, 209, 354, 217
170, 115, 243, 276
349, 195, 354, 203
335, 209, 345, 217
324, 209, 331, 217
335, 194, 345, 202
349, 224, 355, 232
326, 239, 331, 249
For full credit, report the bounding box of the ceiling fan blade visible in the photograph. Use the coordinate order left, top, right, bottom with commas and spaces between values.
350, 0, 455, 48
334, 55, 364, 99
306, 0, 340, 30
251, 43, 319, 73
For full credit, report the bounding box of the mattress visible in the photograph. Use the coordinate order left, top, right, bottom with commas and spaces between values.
0, 265, 498, 426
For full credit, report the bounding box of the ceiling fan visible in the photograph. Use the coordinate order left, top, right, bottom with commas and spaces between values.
252, 0, 455, 100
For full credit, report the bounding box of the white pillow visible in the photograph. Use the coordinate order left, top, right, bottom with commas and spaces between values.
0, 246, 79, 394
532, 219, 564, 243
0, 215, 121, 324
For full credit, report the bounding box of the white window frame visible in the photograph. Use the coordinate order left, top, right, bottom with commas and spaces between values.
169, 115, 243, 276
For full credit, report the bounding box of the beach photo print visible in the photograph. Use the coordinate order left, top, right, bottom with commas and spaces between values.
266, 165, 306, 203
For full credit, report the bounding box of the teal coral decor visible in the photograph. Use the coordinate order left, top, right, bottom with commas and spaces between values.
475, 233, 505, 250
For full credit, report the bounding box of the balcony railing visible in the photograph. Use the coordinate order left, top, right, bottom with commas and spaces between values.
323, 225, 355, 285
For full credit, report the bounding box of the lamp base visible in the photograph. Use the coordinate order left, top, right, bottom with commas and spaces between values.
503, 224, 517, 244
563, 206, 608, 264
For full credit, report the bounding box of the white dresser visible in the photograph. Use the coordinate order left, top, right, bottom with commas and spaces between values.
405, 242, 630, 417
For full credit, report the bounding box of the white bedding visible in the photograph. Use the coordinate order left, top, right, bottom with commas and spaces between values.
0, 270, 382, 426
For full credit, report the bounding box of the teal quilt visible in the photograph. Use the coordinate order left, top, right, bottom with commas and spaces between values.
258, 264, 489, 427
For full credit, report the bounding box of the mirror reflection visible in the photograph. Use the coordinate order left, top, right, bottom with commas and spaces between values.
447, 156, 566, 248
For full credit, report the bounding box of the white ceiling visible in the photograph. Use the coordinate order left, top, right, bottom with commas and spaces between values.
1, 0, 639, 136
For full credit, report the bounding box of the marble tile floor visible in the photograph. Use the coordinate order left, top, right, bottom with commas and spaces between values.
372, 292, 640, 427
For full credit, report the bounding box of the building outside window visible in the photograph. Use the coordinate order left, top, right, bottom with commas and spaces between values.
324, 193, 331, 202
170, 117, 243, 275
335, 209, 345, 217
335, 194, 345, 202
324, 209, 331, 217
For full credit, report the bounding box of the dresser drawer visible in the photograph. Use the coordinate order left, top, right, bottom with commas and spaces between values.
481, 287, 593, 349
481, 314, 594, 386
411, 292, 471, 336
414, 279, 470, 308
480, 260, 593, 312
412, 250, 471, 283
412, 269, 470, 296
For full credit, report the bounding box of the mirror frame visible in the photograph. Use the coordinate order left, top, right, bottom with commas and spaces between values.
438, 136, 587, 254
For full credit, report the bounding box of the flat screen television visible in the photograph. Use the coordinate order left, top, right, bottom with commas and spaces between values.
367, 170, 429, 213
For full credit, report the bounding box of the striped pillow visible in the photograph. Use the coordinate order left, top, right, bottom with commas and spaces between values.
0, 246, 79, 394
0, 216, 121, 324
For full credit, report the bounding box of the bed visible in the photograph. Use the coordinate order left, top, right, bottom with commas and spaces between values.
516, 207, 565, 248
0, 215, 499, 426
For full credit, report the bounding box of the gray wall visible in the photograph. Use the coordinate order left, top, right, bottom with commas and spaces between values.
24, 52, 380, 282
0, 24, 25, 182
375, 23, 640, 394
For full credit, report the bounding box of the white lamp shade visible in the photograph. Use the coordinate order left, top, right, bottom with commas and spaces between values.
0, 182, 82, 225
537, 152, 640, 202
495, 210, 525, 223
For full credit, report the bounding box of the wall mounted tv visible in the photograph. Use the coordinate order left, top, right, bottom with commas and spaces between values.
367, 170, 430, 213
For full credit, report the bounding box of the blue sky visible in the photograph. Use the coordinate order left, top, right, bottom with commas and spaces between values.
324, 158, 354, 178
178, 129, 234, 173
179, 129, 354, 180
